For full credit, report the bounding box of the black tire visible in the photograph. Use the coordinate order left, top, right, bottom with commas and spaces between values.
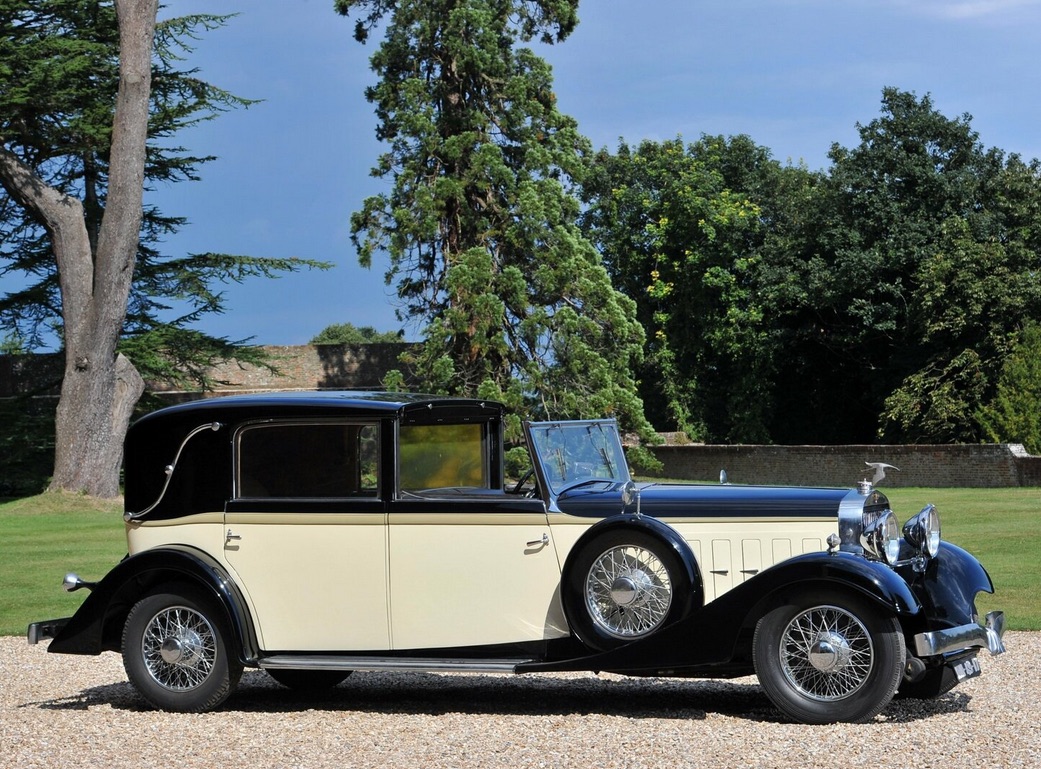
266, 668, 352, 691
752, 590, 906, 724
563, 529, 691, 652
122, 585, 243, 713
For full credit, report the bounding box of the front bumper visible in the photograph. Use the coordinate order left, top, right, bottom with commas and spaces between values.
913, 610, 1006, 657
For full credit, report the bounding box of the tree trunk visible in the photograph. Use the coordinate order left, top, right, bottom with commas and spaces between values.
0, 0, 157, 497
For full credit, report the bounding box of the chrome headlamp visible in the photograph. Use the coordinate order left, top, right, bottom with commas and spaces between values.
903, 503, 941, 558
861, 510, 901, 565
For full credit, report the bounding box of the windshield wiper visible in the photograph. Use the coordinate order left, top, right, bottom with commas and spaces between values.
556, 478, 616, 496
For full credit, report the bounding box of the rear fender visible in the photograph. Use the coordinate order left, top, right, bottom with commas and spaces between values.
47, 546, 258, 664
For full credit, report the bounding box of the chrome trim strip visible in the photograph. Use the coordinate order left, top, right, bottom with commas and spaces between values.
259, 654, 531, 673
124, 421, 223, 522
913, 611, 1006, 657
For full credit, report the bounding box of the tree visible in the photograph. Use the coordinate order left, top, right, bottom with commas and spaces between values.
977, 324, 1041, 454
0, 2, 326, 496
581, 135, 796, 442
335, 0, 654, 444
776, 89, 1041, 443
0, 0, 159, 497
311, 322, 404, 345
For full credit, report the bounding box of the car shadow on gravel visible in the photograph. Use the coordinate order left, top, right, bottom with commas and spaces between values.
25, 669, 975, 724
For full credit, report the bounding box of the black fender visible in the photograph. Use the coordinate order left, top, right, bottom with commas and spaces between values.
525, 549, 922, 675
895, 541, 995, 635
560, 514, 705, 624
47, 546, 259, 665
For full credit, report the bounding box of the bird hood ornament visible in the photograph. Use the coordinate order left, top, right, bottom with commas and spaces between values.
859, 461, 899, 494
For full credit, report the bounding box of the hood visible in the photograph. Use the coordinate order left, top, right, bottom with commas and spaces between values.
556, 481, 851, 520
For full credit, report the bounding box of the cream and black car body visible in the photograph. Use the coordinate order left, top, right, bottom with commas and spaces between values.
29, 392, 1006, 723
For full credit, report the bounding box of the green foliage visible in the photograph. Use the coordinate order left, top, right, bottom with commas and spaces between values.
310, 322, 404, 345
337, 0, 655, 449
801, 89, 1041, 443
0, 2, 328, 377
580, 89, 1041, 446
581, 135, 794, 442
977, 324, 1041, 454
879, 350, 987, 443
0, 397, 54, 497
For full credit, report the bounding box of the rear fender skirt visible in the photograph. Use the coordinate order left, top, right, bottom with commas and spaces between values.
46, 547, 258, 664
560, 514, 705, 619
525, 550, 921, 675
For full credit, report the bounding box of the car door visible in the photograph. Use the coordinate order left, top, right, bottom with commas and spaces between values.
386, 421, 567, 650
222, 420, 391, 652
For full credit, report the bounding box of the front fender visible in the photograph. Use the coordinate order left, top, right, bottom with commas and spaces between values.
526, 550, 921, 675
46, 546, 258, 664
896, 541, 995, 634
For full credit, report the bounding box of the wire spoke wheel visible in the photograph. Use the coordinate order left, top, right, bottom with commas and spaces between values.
141, 605, 218, 691
123, 586, 241, 712
585, 544, 673, 639
753, 591, 905, 724
778, 604, 873, 700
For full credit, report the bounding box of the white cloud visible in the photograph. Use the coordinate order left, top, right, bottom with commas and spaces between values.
887, 0, 1041, 21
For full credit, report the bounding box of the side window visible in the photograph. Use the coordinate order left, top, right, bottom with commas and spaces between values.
398, 422, 488, 491
237, 422, 379, 498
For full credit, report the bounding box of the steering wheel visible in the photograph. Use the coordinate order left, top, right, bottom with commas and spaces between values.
512, 468, 537, 496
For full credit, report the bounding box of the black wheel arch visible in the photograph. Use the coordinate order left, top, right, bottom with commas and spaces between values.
560, 514, 705, 628
48, 546, 258, 665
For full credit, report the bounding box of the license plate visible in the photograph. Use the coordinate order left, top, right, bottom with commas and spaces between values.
952, 656, 982, 682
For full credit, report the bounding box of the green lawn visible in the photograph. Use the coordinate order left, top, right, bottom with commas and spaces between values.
1, 487, 1037, 637
1, 493, 126, 637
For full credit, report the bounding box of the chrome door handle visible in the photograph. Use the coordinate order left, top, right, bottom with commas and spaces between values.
225, 529, 242, 543
526, 533, 549, 548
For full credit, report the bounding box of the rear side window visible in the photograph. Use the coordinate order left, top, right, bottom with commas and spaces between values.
237, 422, 379, 498
398, 422, 488, 491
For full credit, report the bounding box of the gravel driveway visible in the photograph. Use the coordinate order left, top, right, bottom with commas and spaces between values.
2, 633, 1037, 769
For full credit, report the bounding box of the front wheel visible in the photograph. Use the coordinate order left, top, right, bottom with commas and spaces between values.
752, 591, 905, 724
122, 585, 242, 712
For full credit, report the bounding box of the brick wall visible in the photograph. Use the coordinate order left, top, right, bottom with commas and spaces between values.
0, 344, 412, 400
146, 343, 413, 399
4, 347, 1039, 487
649, 442, 1038, 488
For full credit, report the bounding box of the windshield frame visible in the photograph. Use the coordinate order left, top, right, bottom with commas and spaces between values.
524, 419, 631, 504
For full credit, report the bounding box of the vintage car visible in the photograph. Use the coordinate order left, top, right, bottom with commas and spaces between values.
29, 391, 1006, 723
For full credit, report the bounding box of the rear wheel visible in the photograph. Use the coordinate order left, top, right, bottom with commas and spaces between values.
752, 591, 905, 723
122, 585, 242, 713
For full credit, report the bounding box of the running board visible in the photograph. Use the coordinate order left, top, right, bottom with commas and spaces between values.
258, 654, 532, 674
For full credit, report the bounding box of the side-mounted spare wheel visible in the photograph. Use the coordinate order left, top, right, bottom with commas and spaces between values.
122, 584, 243, 713
563, 527, 697, 652
752, 589, 906, 724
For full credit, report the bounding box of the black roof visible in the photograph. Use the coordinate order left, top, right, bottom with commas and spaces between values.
131, 391, 505, 431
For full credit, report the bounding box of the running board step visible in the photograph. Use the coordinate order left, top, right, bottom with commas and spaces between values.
259, 654, 532, 674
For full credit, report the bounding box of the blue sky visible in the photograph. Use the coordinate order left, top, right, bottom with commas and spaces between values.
145, 0, 1041, 346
